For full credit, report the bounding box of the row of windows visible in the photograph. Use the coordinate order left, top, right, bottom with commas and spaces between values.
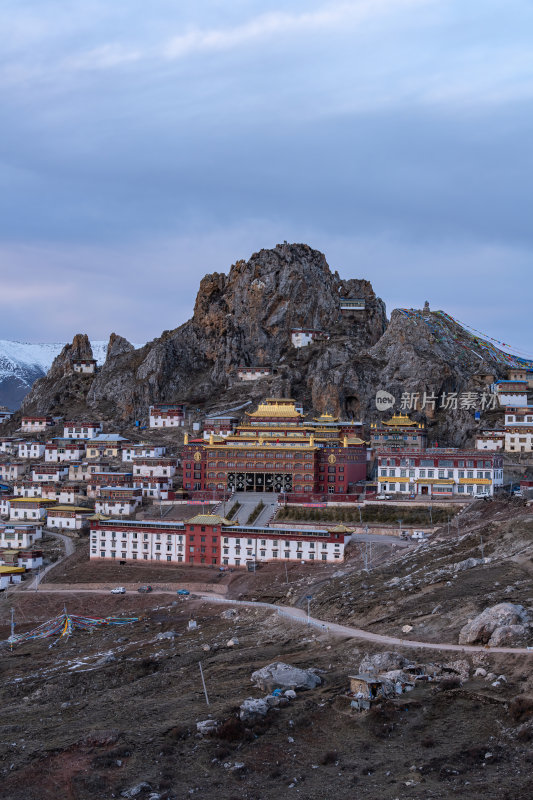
380, 469, 491, 479
380, 458, 493, 468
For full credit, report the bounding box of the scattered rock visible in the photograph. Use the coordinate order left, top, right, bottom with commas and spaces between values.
156, 631, 176, 641
226, 638, 239, 647
251, 662, 322, 691
474, 668, 487, 678
359, 651, 409, 675
458, 603, 531, 646
196, 719, 218, 734
221, 609, 238, 619
121, 782, 152, 798
239, 697, 270, 723
82, 729, 120, 747
284, 690, 297, 700
454, 557, 483, 572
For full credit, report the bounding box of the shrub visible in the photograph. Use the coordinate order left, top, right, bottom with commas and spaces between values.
509, 696, 533, 724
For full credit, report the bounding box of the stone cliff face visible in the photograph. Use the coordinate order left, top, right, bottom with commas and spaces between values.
20, 243, 508, 445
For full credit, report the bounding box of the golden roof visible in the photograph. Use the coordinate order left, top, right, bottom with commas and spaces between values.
381, 414, 419, 428
247, 399, 301, 418
313, 412, 339, 422
329, 523, 354, 533
188, 513, 235, 526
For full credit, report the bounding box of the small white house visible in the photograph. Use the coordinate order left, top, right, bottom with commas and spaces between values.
46, 506, 93, 530
20, 416, 54, 433
132, 458, 177, 478
12, 482, 43, 498
18, 442, 46, 459
45, 440, 87, 462
133, 477, 172, 499
122, 443, 167, 462
148, 404, 186, 428
290, 328, 329, 348
41, 484, 78, 504
95, 487, 142, 516
32, 465, 69, 482
8, 498, 56, 521
0, 522, 43, 548
63, 421, 103, 439
0, 462, 27, 480
72, 358, 97, 374
237, 366, 272, 381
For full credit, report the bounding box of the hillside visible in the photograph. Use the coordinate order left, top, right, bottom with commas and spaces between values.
16, 242, 524, 444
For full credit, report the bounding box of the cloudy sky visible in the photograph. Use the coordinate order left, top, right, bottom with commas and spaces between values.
1, 0, 532, 352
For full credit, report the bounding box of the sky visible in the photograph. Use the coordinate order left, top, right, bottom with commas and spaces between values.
1, 0, 533, 352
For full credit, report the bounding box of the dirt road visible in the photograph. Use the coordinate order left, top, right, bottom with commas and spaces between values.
24, 583, 533, 656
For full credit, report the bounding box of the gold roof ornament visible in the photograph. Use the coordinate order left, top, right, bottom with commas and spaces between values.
382, 413, 419, 428
329, 523, 354, 533
184, 432, 189, 445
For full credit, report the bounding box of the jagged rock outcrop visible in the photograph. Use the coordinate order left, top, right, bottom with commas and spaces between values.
106, 333, 134, 361
19, 242, 510, 440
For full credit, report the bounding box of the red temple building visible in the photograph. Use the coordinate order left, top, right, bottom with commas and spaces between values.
182, 398, 367, 496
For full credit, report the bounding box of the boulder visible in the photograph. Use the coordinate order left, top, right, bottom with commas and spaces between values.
221, 609, 238, 619
121, 783, 152, 799
359, 651, 409, 675
239, 697, 270, 723
251, 662, 322, 691
196, 719, 218, 734
454, 557, 483, 572
458, 604, 530, 646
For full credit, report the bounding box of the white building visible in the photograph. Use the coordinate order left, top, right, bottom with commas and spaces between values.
0, 462, 26, 480
0, 438, 20, 454
220, 526, 347, 567
0, 568, 25, 589
89, 519, 186, 562
377, 449, 504, 497
237, 366, 272, 381
132, 458, 177, 478
32, 465, 69, 482
122, 443, 167, 462
133, 477, 173, 499
8, 498, 56, 521
46, 506, 93, 530
18, 442, 46, 459
340, 298, 366, 312
63, 421, 103, 439
94, 487, 142, 516
72, 358, 97, 374
68, 462, 108, 481
148, 404, 186, 428
476, 430, 505, 450
493, 380, 528, 407
20, 416, 54, 433
0, 522, 43, 548
12, 482, 43, 498
45, 440, 86, 462
290, 328, 329, 348
41, 484, 78, 504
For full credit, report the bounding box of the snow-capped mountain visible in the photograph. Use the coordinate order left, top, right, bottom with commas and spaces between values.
0, 339, 109, 410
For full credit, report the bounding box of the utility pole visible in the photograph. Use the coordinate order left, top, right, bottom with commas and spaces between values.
398, 518, 403, 538
358, 505, 363, 525
480, 535, 484, 560
10, 607, 15, 650
306, 595, 312, 626
429, 504, 433, 525
198, 661, 210, 706
284, 561, 289, 584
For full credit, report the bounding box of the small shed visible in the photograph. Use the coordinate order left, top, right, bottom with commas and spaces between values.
348, 674, 384, 700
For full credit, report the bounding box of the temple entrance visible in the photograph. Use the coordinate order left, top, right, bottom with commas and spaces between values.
227, 472, 293, 493
420, 485, 429, 495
